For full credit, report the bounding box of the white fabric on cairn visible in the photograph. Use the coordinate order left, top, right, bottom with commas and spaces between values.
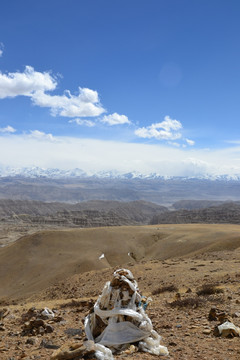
84, 268, 168, 359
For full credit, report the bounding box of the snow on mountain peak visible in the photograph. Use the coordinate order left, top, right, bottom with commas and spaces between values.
0, 166, 240, 181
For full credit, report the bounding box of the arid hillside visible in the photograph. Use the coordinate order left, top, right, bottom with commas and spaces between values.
1, 224, 240, 300
2, 199, 240, 251
0, 199, 167, 247
0, 224, 240, 359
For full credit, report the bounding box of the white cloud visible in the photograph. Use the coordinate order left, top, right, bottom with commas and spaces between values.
31, 87, 105, 118
0, 125, 16, 133
0, 64, 105, 118
225, 140, 240, 145
69, 118, 96, 127
0, 43, 3, 57
135, 115, 182, 140
28, 130, 56, 142
168, 141, 181, 147
0, 66, 57, 99
1, 134, 240, 177
186, 138, 195, 146
0, 65, 134, 123
101, 113, 130, 125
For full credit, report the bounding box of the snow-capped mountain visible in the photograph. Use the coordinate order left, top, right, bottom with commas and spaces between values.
0, 166, 88, 179
1, 166, 240, 181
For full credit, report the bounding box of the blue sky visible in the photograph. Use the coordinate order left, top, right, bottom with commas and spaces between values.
0, 0, 240, 176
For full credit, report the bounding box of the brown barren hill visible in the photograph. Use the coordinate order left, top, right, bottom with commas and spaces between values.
1, 224, 240, 300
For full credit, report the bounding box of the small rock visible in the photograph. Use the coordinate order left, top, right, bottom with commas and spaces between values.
19, 351, 27, 358
0, 322, 5, 331
208, 307, 229, 323
208, 307, 217, 321
40, 339, 60, 349
59, 320, 67, 325
50, 343, 93, 360
64, 328, 82, 337
218, 312, 229, 324
38, 326, 45, 335
32, 318, 45, 328
45, 324, 54, 333
203, 329, 211, 335
0, 308, 10, 320
232, 312, 240, 318
26, 338, 37, 345
169, 341, 177, 346
53, 316, 64, 323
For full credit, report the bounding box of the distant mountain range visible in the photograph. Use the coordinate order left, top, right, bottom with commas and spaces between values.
1, 166, 240, 181
1, 172, 240, 205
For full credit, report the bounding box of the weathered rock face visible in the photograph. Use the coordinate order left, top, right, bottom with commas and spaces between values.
0, 199, 167, 228
172, 200, 225, 210
151, 202, 240, 225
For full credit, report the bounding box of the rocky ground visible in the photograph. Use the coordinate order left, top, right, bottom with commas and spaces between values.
1, 248, 240, 360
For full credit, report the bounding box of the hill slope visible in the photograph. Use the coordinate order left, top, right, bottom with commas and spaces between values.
1, 224, 240, 300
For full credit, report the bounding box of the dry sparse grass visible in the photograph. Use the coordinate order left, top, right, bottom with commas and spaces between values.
152, 284, 178, 295
168, 296, 204, 308
196, 283, 224, 296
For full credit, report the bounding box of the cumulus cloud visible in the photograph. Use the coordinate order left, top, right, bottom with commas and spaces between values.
0, 65, 138, 126
31, 87, 105, 118
135, 115, 182, 140
101, 113, 130, 125
0, 66, 106, 119
28, 130, 56, 142
69, 118, 96, 127
0, 125, 16, 133
0, 66, 57, 99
